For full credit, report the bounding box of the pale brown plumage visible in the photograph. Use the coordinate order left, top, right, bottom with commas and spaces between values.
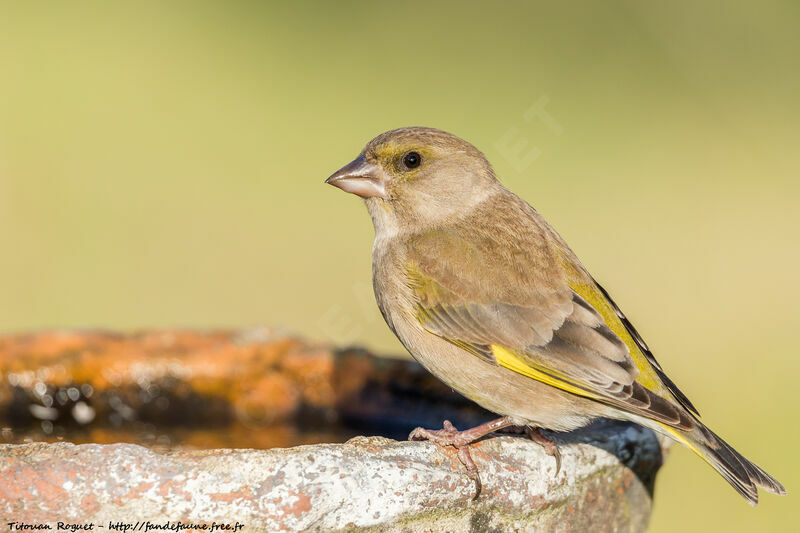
325, 126, 785, 504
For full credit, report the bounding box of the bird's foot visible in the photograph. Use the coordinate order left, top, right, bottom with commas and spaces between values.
408, 416, 515, 500
499, 425, 562, 475
524, 427, 562, 476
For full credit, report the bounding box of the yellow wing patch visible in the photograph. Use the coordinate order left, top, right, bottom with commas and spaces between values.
492, 345, 603, 400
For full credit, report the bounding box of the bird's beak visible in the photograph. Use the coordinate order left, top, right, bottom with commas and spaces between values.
325, 154, 386, 199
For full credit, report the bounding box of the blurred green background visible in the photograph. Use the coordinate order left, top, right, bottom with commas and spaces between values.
1, 1, 797, 530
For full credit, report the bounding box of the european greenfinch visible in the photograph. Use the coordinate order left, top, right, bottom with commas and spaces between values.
325, 127, 785, 504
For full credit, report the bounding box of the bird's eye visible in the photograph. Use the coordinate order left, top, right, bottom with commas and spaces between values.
402, 151, 422, 169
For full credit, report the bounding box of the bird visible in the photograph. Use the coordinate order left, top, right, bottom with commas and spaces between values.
324, 126, 785, 504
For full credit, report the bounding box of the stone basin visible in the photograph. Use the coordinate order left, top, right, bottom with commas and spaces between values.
0, 328, 667, 532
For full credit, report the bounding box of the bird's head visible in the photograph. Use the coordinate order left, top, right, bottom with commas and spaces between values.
326, 127, 500, 233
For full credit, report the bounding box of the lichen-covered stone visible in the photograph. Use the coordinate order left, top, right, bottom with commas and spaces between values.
0, 420, 666, 532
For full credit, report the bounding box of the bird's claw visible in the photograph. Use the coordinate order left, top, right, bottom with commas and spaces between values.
524, 427, 562, 476
409, 420, 483, 499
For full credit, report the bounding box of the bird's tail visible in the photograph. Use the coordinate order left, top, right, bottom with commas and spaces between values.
659, 420, 786, 505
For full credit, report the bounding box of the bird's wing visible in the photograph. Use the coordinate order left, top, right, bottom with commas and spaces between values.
404, 203, 697, 430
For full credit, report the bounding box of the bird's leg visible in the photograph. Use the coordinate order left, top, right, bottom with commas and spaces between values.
408, 416, 515, 499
